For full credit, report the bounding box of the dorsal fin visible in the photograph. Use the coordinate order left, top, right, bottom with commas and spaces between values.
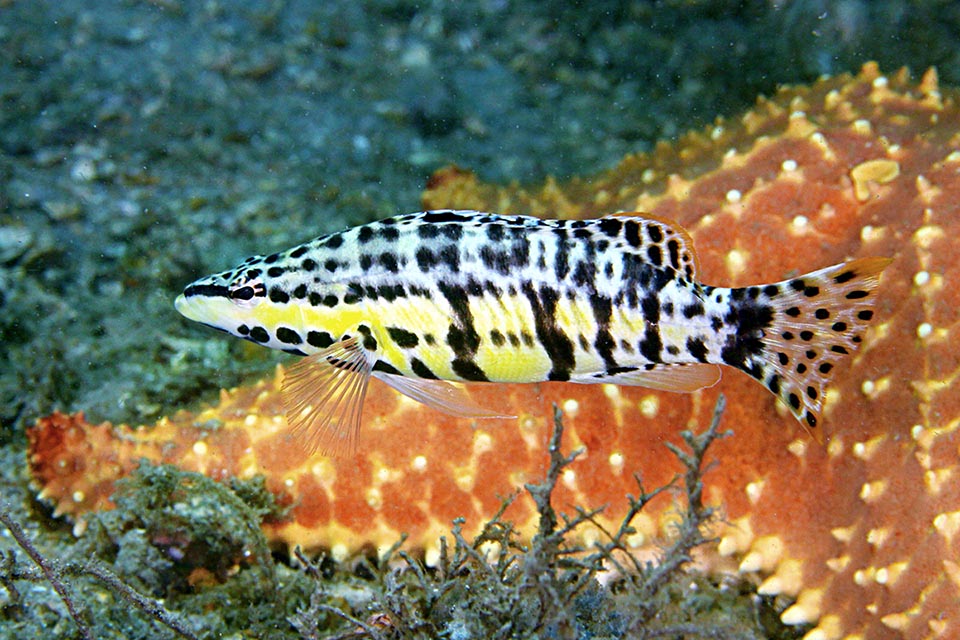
606, 211, 700, 280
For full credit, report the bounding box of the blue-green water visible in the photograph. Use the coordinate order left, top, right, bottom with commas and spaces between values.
0, 1, 954, 637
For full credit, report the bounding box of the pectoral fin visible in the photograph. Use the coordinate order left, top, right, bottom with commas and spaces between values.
374, 373, 514, 419
281, 336, 373, 457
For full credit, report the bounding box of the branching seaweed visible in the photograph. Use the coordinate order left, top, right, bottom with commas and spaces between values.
292, 394, 758, 639
0, 503, 199, 639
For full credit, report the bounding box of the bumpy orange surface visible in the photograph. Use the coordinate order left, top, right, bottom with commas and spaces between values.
29, 63, 960, 640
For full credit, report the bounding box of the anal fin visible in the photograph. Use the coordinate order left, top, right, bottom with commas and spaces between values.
577, 363, 721, 392
374, 373, 515, 419
281, 336, 373, 457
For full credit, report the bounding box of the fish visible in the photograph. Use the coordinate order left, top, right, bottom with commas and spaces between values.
175, 210, 890, 456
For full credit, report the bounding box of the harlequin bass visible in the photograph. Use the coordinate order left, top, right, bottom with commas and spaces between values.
175, 210, 890, 455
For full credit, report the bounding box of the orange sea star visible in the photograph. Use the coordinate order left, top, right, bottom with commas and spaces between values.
29, 63, 960, 639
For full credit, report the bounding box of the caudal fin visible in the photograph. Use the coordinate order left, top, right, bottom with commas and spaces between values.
741, 257, 891, 432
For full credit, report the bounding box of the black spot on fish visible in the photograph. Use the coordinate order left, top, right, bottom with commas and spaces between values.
452, 359, 488, 381
806, 386, 818, 399
486, 224, 505, 242
324, 259, 338, 272
480, 246, 510, 275
789, 279, 805, 292
373, 361, 402, 375
490, 329, 506, 347
763, 284, 779, 296
267, 266, 285, 278
647, 224, 663, 243
831, 345, 849, 354
832, 322, 847, 332
323, 234, 344, 249
857, 310, 873, 321
379, 252, 399, 273
382, 226, 399, 241
682, 301, 704, 319
641, 294, 660, 325
815, 308, 830, 319
438, 245, 460, 270
302, 258, 317, 271
269, 288, 289, 303
416, 247, 436, 272
378, 284, 405, 302
804, 286, 820, 297
418, 225, 440, 239
357, 325, 378, 351
522, 283, 574, 380
624, 221, 642, 247
507, 332, 520, 347
290, 246, 308, 259
800, 330, 814, 341
785, 306, 801, 317
264, 253, 280, 265
834, 270, 856, 284
441, 225, 463, 241
360, 255, 373, 270
638, 327, 662, 363
573, 261, 597, 285
805, 412, 817, 427
778, 352, 789, 365
410, 358, 438, 379
788, 392, 801, 409
308, 292, 322, 306
686, 336, 708, 362
293, 284, 307, 299
818, 362, 833, 374
249, 326, 270, 343
423, 211, 470, 224
647, 245, 662, 266
237, 324, 249, 335
846, 290, 868, 299
768, 375, 781, 394
555, 243, 571, 280
322, 295, 338, 307
357, 226, 375, 244
277, 327, 302, 345
598, 218, 622, 237
387, 327, 419, 348
667, 239, 680, 271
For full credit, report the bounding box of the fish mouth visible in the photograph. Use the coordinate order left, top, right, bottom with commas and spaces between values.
175, 283, 231, 322
173, 293, 196, 320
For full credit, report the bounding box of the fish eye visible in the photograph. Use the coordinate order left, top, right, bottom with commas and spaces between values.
228, 275, 265, 308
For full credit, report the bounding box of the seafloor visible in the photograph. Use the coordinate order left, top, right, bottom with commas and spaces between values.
1, 1, 958, 638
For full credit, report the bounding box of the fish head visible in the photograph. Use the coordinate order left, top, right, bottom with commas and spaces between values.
175, 253, 319, 353
176, 261, 267, 333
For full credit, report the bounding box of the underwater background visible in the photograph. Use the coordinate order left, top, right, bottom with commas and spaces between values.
2, 1, 959, 638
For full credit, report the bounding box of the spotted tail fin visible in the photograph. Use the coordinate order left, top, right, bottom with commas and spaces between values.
740, 257, 891, 433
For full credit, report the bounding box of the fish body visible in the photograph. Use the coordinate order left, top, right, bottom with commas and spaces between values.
175, 210, 889, 455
